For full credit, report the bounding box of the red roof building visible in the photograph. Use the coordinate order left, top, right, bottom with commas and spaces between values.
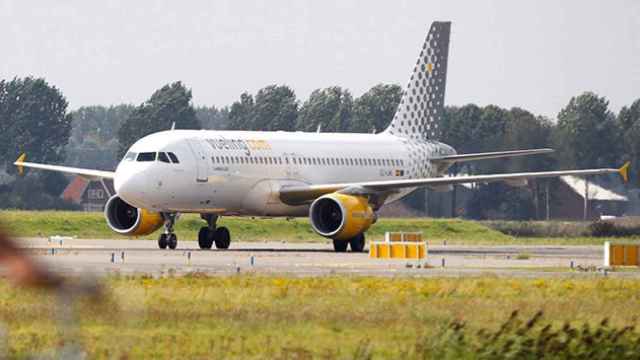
61, 176, 115, 212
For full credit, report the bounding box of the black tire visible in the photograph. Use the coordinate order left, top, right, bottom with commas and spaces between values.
333, 239, 348, 252
214, 227, 231, 249
349, 233, 366, 252
168, 233, 178, 250
198, 227, 213, 249
158, 234, 168, 249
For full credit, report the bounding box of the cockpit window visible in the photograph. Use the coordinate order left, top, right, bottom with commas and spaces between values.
124, 152, 137, 161
167, 152, 179, 163
137, 152, 156, 162
158, 152, 171, 163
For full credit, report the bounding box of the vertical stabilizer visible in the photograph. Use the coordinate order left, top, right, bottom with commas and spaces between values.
384, 22, 451, 141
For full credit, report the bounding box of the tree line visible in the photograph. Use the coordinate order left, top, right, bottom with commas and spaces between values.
0, 76, 638, 218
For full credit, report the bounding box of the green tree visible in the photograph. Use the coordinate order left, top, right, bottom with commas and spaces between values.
227, 93, 254, 130
0, 77, 75, 209
297, 87, 353, 132
117, 82, 200, 157
351, 84, 402, 133
617, 99, 640, 179
252, 85, 298, 131
503, 108, 554, 172
441, 104, 483, 154
0, 77, 72, 167
67, 105, 134, 170
554, 92, 620, 169
196, 106, 229, 130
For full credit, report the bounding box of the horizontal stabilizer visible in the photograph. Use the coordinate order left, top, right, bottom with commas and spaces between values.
432, 148, 554, 164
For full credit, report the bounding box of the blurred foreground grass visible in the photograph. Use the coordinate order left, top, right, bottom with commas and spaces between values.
2, 275, 640, 359
2, 210, 638, 245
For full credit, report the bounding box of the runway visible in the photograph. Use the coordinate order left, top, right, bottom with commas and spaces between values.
9, 238, 636, 278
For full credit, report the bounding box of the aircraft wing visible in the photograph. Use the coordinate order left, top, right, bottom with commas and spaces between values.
279, 163, 630, 205
14, 154, 115, 180
431, 148, 554, 164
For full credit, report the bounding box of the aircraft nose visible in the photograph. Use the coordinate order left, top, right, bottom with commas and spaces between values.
114, 168, 146, 206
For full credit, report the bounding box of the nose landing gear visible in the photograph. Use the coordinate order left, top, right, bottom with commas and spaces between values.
198, 214, 231, 250
158, 213, 178, 250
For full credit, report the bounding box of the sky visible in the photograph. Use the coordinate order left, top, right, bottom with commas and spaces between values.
1, 0, 638, 118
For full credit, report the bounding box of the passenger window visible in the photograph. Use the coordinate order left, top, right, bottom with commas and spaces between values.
158, 152, 171, 163
137, 152, 156, 162
124, 152, 137, 161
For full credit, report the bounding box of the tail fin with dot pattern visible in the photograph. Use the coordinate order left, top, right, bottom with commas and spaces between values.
384, 21, 451, 141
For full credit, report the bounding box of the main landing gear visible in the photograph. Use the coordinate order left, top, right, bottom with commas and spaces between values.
333, 233, 366, 253
198, 214, 231, 250
158, 213, 178, 250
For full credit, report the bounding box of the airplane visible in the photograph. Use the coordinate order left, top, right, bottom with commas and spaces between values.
14, 21, 630, 252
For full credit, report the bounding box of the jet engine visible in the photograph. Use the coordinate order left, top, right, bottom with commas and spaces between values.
309, 193, 375, 240
104, 195, 164, 236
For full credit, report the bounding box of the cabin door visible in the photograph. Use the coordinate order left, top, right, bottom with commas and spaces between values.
186, 138, 209, 183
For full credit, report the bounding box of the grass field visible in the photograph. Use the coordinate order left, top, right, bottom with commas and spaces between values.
2, 275, 640, 359
2, 210, 639, 245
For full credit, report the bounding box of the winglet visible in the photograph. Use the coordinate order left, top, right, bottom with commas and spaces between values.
14, 153, 26, 176
619, 161, 630, 183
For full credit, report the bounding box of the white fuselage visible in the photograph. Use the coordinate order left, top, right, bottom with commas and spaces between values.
114, 130, 456, 216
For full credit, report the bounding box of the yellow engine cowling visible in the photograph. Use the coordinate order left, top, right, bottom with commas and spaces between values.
104, 195, 164, 236
309, 193, 375, 240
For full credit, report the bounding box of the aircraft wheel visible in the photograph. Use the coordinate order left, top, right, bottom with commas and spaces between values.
349, 233, 366, 252
168, 233, 178, 250
333, 239, 348, 252
214, 227, 231, 249
158, 234, 168, 249
198, 227, 213, 250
